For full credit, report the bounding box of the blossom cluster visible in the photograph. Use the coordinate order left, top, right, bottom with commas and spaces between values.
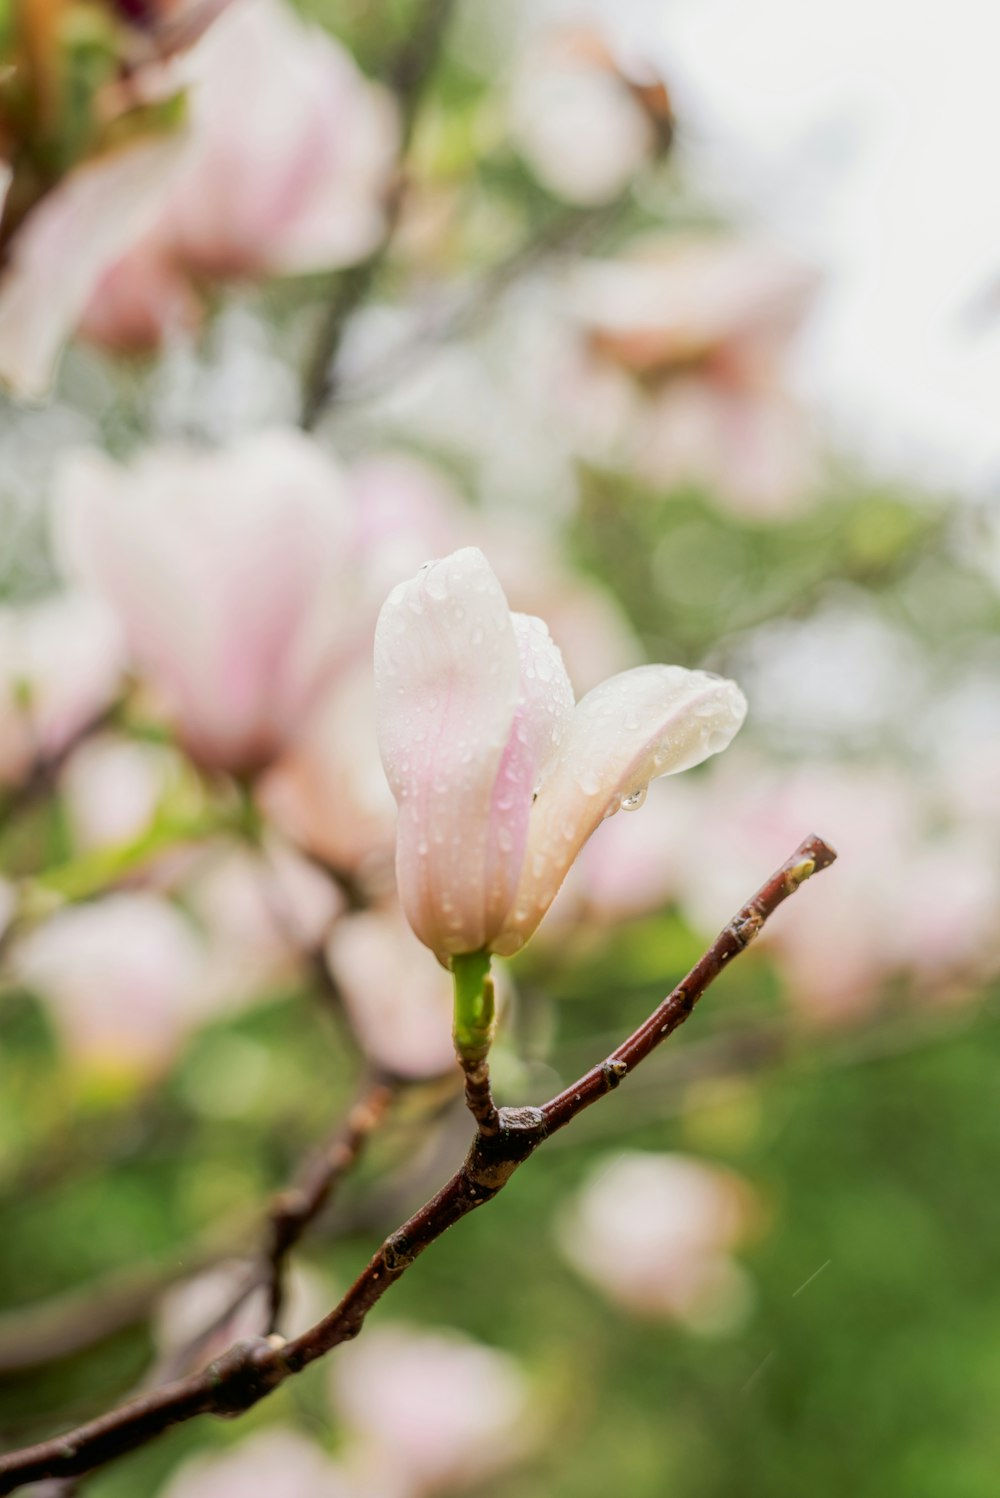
0, 2, 993, 1491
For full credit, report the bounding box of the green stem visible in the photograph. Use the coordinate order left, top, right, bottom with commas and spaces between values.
451, 950, 494, 1062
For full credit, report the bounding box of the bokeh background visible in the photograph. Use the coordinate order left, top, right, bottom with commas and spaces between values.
2, 1, 1000, 1494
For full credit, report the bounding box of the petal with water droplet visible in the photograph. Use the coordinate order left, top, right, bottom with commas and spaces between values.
375, 547, 522, 959
494, 666, 747, 954
482, 612, 575, 934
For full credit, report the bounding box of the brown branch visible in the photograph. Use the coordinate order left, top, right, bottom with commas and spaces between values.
261, 1072, 396, 1333
458, 1053, 500, 1137
299, 0, 458, 431
0, 835, 835, 1494
118, 1072, 400, 1396
0, 1072, 395, 1394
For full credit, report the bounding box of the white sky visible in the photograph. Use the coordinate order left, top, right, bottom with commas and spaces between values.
520, 0, 1000, 496
656, 0, 1000, 495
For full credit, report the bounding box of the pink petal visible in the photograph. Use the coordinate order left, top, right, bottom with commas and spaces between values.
325, 907, 457, 1079
55, 432, 355, 772
374, 548, 522, 959
330, 1325, 534, 1492
495, 665, 747, 953
484, 612, 575, 919
167, 0, 398, 277
0, 134, 188, 397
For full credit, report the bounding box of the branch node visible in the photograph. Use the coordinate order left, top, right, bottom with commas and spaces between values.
731, 909, 764, 949
383, 1233, 415, 1272
601, 1058, 628, 1090
498, 1105, 546, 1134
0, 835, 837, 1494
205, 1338, 284, 1417
785, 856, 816, 891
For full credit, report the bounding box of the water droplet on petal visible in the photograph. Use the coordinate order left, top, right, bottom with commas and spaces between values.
621, 786, 647, 811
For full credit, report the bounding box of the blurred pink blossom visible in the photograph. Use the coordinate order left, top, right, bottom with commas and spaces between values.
0, 134, 190, 395
12, 839, 342, 1079
55, 430, 361, 774
259, 664, 397, 886
565, 235, 820, 516
81, 0, 398, 350
161, 0, 398, 278
181, 838, 344, 1001
350, 456, 468, 608
160, 1429, 358, 1498
156, 1258, 331, 1365
59, 734, 187, 851
325, 906, 467, 1078
674, 750, 1000, 1020
375, 547, 745, 961
509, 27, 670, 205
330, 1323, 536, 1495
0, 591, 124, 787
558, 1151, 757, 1334
12, 892, 210, 1079
76, 233, 202, 354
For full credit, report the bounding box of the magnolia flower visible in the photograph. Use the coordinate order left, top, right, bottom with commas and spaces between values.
374, 548, 746, 962
162, 0, 398, 279
55, 430, 360, 774
160, 1429, 358, 1498
565, 235, 819, 517
509, 27, 671, 205
12, 892, 210, 1079
80, 0, 398, 351
0, 135, 190, 395
0, 0, 396, 388
558, 1152, 756, 1335
330, 1323, 535, 1495
261, 456, 641, 881
542, 777, 700, 934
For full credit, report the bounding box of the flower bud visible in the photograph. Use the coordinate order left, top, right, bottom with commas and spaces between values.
375, 547, 746, 962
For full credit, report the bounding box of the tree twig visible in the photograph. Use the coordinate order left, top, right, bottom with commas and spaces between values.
0, 1073, 396, 1391
0, 834, 835, 1494
261, 1071, 396, 1334
458, 1052, 500, 1137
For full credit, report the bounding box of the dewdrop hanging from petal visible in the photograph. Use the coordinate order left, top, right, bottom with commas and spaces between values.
374, 547, 747, 967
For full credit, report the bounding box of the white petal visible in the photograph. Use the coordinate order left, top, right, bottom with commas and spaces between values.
495, 665, 747, 953
0, 135, 188, 398
374, 547, 522, 958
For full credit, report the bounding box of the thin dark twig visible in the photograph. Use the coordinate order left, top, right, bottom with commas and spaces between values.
129, 1071, 399, 1391
262, 1072, 396, 1333
299, 0, 458, 430
458, 1053, 500, 1137
0, 835, 835, 1494
330, 196, 627, 410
